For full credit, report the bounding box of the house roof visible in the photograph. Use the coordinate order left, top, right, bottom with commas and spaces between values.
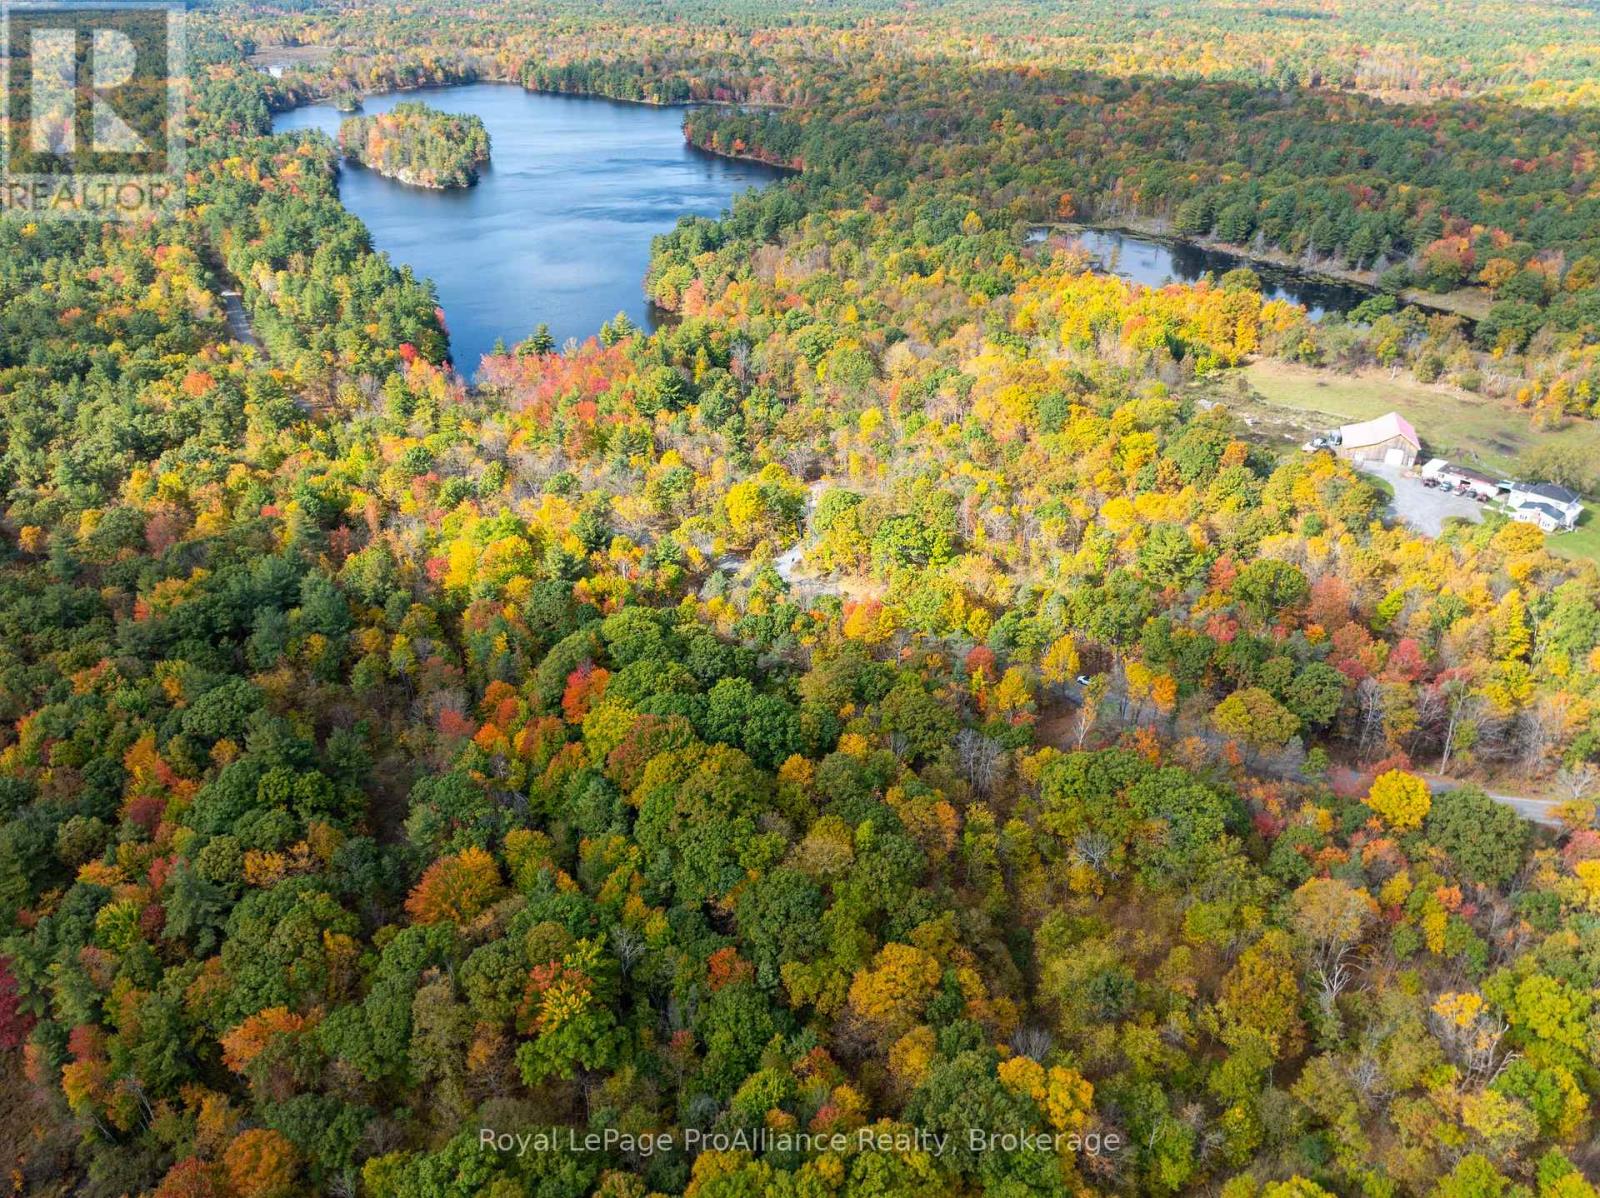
1518, 501, 1567, 524
1521, 482, 1581, 505
1338, 411, 1419, 450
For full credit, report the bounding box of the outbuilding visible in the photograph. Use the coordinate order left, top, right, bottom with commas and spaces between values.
1334, 412, 1420, 468
1445, 466, 1501, 500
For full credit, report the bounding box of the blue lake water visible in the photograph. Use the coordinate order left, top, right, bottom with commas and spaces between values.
1031, 225, 1376, 320
273, 84, 786, 375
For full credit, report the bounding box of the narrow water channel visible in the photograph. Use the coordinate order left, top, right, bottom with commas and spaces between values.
1031, 224, 1378, 319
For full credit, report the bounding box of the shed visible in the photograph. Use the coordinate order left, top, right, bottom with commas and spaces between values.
1335, 412, 1420, 467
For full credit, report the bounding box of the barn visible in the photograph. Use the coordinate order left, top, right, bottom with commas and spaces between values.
1334, 412, 1420, 468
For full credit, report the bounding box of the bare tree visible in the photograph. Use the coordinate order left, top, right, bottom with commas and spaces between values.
956, 728, 1002, 795
1411, 682, 1447, 758
1513, 698, 1562, 775
1314, 953, 1357, 1020
1429, 997, 1515, 1086
886, 729, 909, 761
1010, 1027, 1054, 1062
1436, 680, 1484, 775
1556, 762, 1600, 802
1347, 1049, 1396, 1107
1355, 677, 1387, 761
612, 925, 645, 977
1072, 831, 1114, 875
1291, 878, 1375, 1034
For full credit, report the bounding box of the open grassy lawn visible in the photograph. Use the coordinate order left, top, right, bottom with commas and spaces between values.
1550, 508, 1600, 565
1215, 359, 1600, 565
1227, 359, 1600, 479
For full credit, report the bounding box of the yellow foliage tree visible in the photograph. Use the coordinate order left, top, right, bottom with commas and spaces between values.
1492, 588, 1532, 662
1039, 635, 1080, 688
989, 666, 1035, 719
1366, 769, 1431, 831
998, 1055, 1095, 1134
847, 942, 942, 1036
887, 1025, 937, 1089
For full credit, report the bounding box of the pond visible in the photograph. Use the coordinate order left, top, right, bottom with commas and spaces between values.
1030, 224, 1377, 319
272, 83, 787, 376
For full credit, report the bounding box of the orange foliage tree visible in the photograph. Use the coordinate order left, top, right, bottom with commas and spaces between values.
223, 1128, 297, 1198
404, 845, 503, 926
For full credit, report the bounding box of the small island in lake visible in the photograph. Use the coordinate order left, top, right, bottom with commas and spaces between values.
338, 101, 490, 189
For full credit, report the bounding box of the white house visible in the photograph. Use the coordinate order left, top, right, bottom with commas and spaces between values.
1508, 482, 1584, 532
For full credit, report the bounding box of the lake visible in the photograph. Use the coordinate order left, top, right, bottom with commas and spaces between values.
1030, 225, 1376, 319
272, 84, 787, 375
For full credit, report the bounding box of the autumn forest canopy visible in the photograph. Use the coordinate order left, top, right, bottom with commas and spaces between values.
10, 2, 1600, 1197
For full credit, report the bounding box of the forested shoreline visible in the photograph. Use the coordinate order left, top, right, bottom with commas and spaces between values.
253, 35, 1600, 421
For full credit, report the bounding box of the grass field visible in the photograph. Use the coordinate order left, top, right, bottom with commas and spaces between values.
1550, 509, 1600, 565
1225, 359, 1600, 478
1216, 359, 1600, 563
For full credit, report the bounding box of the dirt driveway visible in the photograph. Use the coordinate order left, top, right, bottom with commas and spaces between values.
1356, 460, 1488, 536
